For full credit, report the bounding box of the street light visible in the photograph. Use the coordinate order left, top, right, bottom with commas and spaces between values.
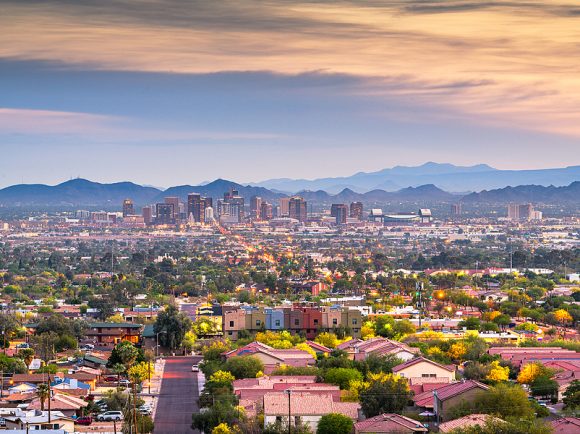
155, 330, 167, 359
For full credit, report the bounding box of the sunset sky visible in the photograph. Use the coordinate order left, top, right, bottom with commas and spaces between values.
1, 0, 579, 187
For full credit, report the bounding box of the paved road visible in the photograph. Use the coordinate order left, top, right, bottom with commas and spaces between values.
154, 356, 203, 434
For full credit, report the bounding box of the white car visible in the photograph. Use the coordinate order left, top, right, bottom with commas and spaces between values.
191, 364, 199, 372
96, 411, 123, 422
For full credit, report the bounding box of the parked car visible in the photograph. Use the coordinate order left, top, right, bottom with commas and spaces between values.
96, 411, 123, 422
15, 343, 29, 349
103, 375, 118, 383
80, 344, 95, 351
75, 417, 92, 426
118, 379, 131, 387
191, 364, 199, 372
138, 405, 152, 415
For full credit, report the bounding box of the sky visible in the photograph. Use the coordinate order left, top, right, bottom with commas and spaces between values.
1, 0, 580, 188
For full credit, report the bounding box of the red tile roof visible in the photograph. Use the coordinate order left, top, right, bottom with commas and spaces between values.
354, 413, 427, 433
551, 417, 580, 434
263, 392, 359, 419
439, 414, 502, 433
393, 357, 455, 373
434, 380, 489, 401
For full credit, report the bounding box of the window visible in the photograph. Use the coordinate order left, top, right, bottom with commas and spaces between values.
294, 319, 300, 326
275, 320, 281, 327
352, 319, 358, 325
332, 318, 338, 325
256, 320, 261, 326
313, 319, 319, 325
422, 374, 437, 378
228, 331, 233, 336
229, 321, 234, 327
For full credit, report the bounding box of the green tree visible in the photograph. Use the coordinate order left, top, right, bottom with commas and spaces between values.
359, 372, 411, 417
223, 356, 264, 379
107, 341, 141, 369
36, 383, 49, 411
563, 380, 580, 409
316, 413, 353, 434
322, 367, 363, 390
154, 304, 192, 350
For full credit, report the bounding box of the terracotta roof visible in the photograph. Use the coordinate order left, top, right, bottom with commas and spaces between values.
393, 357, 455, 373
439, 414, 503, 433
263, 392, 359, 418
434, 380, 489, 402
551, 417, 580, 434
28, 392, 88, 411
354, 413, 427, 433
5, 392, 35, 402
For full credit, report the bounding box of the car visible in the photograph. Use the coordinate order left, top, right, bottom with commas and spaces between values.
75, 417, 92, 426
15, 343, 29, 349
103, 375, 118, 383
138, 406, 152, 415
118, 379, 131, 387
96, 411, 123, 422
80, 344, 95, 351
191, 364, 199, 372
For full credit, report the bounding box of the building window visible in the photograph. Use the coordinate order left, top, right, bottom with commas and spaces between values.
229, 321, 234, 327
294, 319, 299, 326
332, 318, 338, 325
422, 373, 437, 378
256, 320, 261, 326
313, 319, 319, 325
275, 320, 281, 326
352, 319, 358, 325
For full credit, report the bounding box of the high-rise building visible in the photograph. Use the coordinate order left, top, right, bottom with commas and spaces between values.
187, 193, 207, 223
122, 199, 134, 217
279, 197, 290, 217
156, 203, 175, 225
250, 196, 262, 220
451, 203, 462, 216
507, 203, 535, 221
164, 197, 180, 222
217, 189, 245, 223
260, 202, 273, 220
350, 202, 363, 220
142, 206, 153, 225
289, 196, 307, 222
331, 204, 348, 224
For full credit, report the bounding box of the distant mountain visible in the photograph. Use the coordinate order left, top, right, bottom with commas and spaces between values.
252, 162, 580, 193
0, 179, 161, 207
462, 181, 580, 203
299, 184, 455, 204
159, 179, 284, 203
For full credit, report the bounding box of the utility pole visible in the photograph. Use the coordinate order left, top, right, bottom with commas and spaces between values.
416, 281, 423, 329
286, 389, 292, 434
132, 382, 139, 434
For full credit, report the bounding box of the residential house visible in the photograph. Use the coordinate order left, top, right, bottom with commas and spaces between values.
28, 392, 88, 417
4, 410, 75, 432
354, 414, 427, 433
439, 414, 504, 433
263, 392, 360, 432
85, 322, 142, 346
551, 417, 580, 434
433, 381, 489, 422
224, 342, 315, 374
393, 357, 456, 383
337, 337, 419, 361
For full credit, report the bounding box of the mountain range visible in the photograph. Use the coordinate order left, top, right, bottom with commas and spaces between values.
252, 162, 580, 193
0, 162, 578, 208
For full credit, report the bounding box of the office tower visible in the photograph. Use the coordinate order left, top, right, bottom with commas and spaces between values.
204, 197, 213, 209
187, 193, 206, 223
507, 203, 534, 221
331, 204, 348, 224
519, 203, 533, 220
289, 196, 307, 222
279, 197, 290, 217
75, 210, 91, 220
250, 196, 262, 220
260, 202, 273, 220
451, 203, 462, 216
217, 189, 245, 223
156, 203, 175, 225
164, 197, 180, 222
507, 203, 520, 220
142, 206, 153, 225
350, 202, 363, 220
122, 199, 134, 217
205, 206, 215, 223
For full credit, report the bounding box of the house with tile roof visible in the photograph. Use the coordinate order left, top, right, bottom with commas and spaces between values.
4, 410, 74, 432
393, 357, 456, 383
354, 413, 427, 433
433, 380, 489, 422
438, 414, 504, 433
28, 392, 88, 417
224, 342, 315, 374
551, 417, 580, 434
336, 337, 419, 361
263, 392, 360, 432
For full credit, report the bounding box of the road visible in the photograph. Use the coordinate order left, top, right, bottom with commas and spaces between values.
154, 356, 203, 434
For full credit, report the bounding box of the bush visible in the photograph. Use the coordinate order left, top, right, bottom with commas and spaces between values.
322, 367, 363, 390
317, 413, 353, 434
223, 356, 264, 379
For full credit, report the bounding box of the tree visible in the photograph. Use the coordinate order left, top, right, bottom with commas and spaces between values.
554, 309, 573, 325
154, 304, 193, 350
517, 362, 553, 385
563, 380, 580, 409
182, 331, 197, 352
316, 413, 353, 434
314, 332, 339, 349
223, 356, 264, 379
107, 341, 141, 370
128, 361, 154, 386
463, 362, 490, 381
458, 317, 481, 330
486, 361, 509, 383
212, 423, 238, 434
36, 383, 49, 411
359, 372, 411, 417
323, 367, 363, 390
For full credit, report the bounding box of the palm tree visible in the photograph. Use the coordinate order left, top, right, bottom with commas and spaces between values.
36, 384, 49, 411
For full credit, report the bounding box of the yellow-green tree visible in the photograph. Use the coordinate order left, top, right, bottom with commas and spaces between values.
554, 309, 573, 325
486, 361, 509, 383
517, 362, 553, 385
314, 332, 339, 348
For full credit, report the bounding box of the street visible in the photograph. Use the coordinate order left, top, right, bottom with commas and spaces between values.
154, 356, 203, 434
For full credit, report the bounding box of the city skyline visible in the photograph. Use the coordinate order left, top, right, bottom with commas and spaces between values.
2, 0, 580, 187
